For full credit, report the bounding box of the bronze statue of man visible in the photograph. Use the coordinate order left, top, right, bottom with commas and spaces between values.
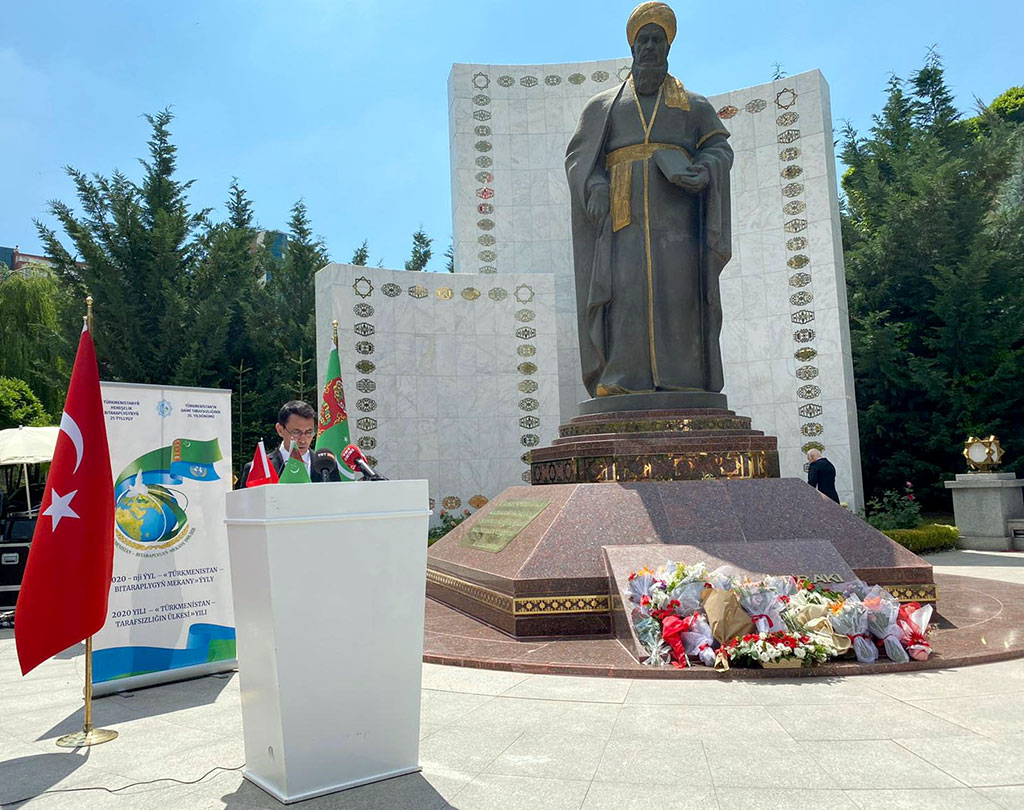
566, 1, 733, 400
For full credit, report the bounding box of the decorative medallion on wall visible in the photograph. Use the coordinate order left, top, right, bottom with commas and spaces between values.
784, 219, 808, 233
782, 182, 804, 198
793, 328, 815, 343
778, 129, 801, 144
777, 111, 799, 127
775, 88, 798, 109
717, 105, 739, 119
475, 141, 492, 152
517, 344, 536, 357
783, 201, 807, 215
515, 326, 537, 340
355, 360, 376, 375
520, 452, 532, 464
518, 379, 538, 393
518, 361, 537, 375
473, 110, 491, 121
478, 235, 496, 246
474, 125, 491, 137
479, 250, 497, 262
794, 347, 817, 362
519, 398, 539, 411
381, 282, 401, 297
408, 285, 428, 299
798, 404, 823, 418
545, 74, 561, 86
356, 378, 376, 394
356, 417, 377, 431
520, 75, 538, 87
591, 70, 609, 82
476, 187, 494, 199
352, 276, 374, 298
569, 73, 586, 84
790, 291, 813, 306
436, 287, 454, 300
519, 416, 540, 429
801, 423, 823, 437
802, 441, 825, 454
364, 454, 378, 467
795, 365, 819, 381
786, 236, 808, 251
514, 284, 535, 303
521, 471, 531, 482
356, 398, 376, 412
476, 156, 492, 168
745, 98, 767, 113
515, 309, 535, 322
521, 434, 540, 447
497, 75, 514, 87
789, 272, 812, 287
480, 266, 497, 274
781, 165, 803, 179
472, 72, 489, 90
357, 435, 377, 450
617, 66, 632, 80
787, 254, 810, 269
477, 218, 495, 230
461, 287, 481, 301
473, 94, 490, 106
779, 147, 801, 162
792, 310, 815, 325
442, 496, 462, 510
477, 202, 494, 215
354, 322, 374, 336
488, 287, 508, 301
428, 498, 435, 510
355, 340, 374, 355
468, 495, 489, 509
797, 385, 821, 400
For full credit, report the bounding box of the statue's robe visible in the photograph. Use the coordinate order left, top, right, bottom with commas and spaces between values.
566, 75, 733, 396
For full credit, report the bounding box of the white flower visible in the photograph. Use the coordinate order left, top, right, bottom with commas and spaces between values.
795, 647, 806, 659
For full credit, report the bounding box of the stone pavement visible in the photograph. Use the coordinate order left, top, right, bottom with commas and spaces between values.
2, 549, 1024, 809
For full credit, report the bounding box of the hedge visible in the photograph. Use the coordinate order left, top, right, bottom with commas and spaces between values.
882, 524, 959, 555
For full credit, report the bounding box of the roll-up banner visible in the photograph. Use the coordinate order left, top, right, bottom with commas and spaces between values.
93, 382, 235, 696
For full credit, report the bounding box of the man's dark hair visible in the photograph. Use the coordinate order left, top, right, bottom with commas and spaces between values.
278, 400, 317, 426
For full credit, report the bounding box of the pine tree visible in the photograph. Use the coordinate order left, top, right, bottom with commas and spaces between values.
405, 227, 432, 272
351, 239, 370, 266
444, 240, 455, 273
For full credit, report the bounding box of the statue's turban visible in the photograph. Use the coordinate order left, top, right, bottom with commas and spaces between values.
626, 2, 677, 46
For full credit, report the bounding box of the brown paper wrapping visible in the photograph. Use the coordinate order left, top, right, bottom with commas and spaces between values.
788, 603, 851, 655
701, 587, 755, 645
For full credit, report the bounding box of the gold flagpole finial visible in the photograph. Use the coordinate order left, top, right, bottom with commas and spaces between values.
85, 295, 94, 332
332, 319, 339, 348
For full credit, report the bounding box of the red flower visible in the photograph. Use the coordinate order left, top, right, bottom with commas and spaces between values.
905, 481, 913, 488
628, 572, 636, 581
906, 494, 915, 501
806, 582, 816, 591
640, 595, 651, 606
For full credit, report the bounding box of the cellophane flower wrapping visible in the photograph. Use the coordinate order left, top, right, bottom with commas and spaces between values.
633, 613, 662, 653
734, 581, 787, 634
829, 596, 878, 663
705, 566, 737, 591
763, 575, 799, 605
863, 586, 909, 663
898, 602, 934, 660
680, 612, 717, 667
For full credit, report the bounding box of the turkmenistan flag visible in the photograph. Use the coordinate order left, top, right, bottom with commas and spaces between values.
278, 441, 311, 484
317, 336, 357, 479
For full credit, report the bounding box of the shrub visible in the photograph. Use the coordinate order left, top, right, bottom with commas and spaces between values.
865, 483, 922, 530
882, 524, 959, 555
427, 508, 472, 546
0, 376, 50, 430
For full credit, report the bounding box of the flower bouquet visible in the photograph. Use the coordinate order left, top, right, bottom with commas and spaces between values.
863, 585, 910, 663
828, 596, 879, 663
733, 580, 787, 634
720, 631, 835, 669
763, 575, 800, 605
783, 590, 852, 656
662, 560, 711, 614
897, 601, 934, 661
679, 611, 717, 667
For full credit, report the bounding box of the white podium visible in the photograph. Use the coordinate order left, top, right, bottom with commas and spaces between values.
225, 480, 430, 804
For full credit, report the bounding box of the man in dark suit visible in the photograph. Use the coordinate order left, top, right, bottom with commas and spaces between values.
237, 400, 341, 487
806, 449, 840, 503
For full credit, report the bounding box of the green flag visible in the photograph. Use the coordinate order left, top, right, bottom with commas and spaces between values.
317, 335, 357, 480
278, 441, 312, 484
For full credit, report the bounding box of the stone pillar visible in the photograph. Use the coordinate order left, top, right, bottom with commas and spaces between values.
944, 473, 1024, 551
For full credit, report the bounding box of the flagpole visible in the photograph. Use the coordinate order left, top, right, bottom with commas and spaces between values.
332, 319, 338, 349
56, 295, 117, 748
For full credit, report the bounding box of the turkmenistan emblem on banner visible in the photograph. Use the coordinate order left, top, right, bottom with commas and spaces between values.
113, 438, 222, 555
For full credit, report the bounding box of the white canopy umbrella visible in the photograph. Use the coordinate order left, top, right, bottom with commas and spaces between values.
0, 425, 58, 514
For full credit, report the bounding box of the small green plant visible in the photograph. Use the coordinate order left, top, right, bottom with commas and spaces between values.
882, 524, 959, 554
427, 508, 472, 546
865, 482, 922, 530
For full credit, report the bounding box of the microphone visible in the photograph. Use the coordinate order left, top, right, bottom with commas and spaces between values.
341, 444, 388, 481
313, 448, 338, 482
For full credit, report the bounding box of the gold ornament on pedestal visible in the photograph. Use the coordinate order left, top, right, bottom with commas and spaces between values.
963, 435, 1004, 472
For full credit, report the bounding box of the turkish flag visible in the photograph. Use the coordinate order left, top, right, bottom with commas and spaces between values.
16, 324, 115, 676
245, 439, 279, 487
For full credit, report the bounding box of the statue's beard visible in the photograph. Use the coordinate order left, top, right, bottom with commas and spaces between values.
631, 62, 668, 96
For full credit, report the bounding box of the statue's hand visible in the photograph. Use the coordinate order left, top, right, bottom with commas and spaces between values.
672, 165, 710, 193
587, 184, 610, 224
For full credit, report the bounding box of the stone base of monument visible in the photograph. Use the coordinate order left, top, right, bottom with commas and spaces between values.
529, 408, 781, 485
425, 479, 935, 641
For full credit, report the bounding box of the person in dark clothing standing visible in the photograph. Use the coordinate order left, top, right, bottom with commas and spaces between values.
806, 449, 840, 503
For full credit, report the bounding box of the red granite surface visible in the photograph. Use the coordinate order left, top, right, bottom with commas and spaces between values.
423, 572, 1024, 678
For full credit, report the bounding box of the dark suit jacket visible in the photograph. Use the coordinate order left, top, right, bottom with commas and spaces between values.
237, 445, 341, 489
807, 457, 840, 503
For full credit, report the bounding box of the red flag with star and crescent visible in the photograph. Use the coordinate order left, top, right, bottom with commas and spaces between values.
16, 323, 115, 675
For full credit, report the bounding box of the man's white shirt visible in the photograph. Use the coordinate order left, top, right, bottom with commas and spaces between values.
278, 444, 312, 474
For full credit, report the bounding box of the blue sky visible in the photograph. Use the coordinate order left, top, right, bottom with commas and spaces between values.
2, 1, 1019, 270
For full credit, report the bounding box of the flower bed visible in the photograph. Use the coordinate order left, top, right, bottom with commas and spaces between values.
624, 561, 934, 670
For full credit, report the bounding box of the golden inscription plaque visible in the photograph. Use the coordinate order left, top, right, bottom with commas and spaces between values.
461, 499, 550, 553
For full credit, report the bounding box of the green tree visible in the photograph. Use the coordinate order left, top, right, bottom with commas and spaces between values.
444, 240, 455, 273
842, 54, 1024, 506
351, 239, 370, 266
404, 227, 432, 272
0, 377, 50, 430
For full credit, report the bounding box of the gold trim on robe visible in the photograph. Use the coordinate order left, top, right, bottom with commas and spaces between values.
606, 143, 691, 232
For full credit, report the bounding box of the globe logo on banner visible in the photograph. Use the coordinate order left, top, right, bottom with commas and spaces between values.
113, 438, 223, 555
156, 399, 172, 417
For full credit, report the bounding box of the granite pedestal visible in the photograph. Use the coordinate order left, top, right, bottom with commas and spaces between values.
945, 472, 1024, 551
